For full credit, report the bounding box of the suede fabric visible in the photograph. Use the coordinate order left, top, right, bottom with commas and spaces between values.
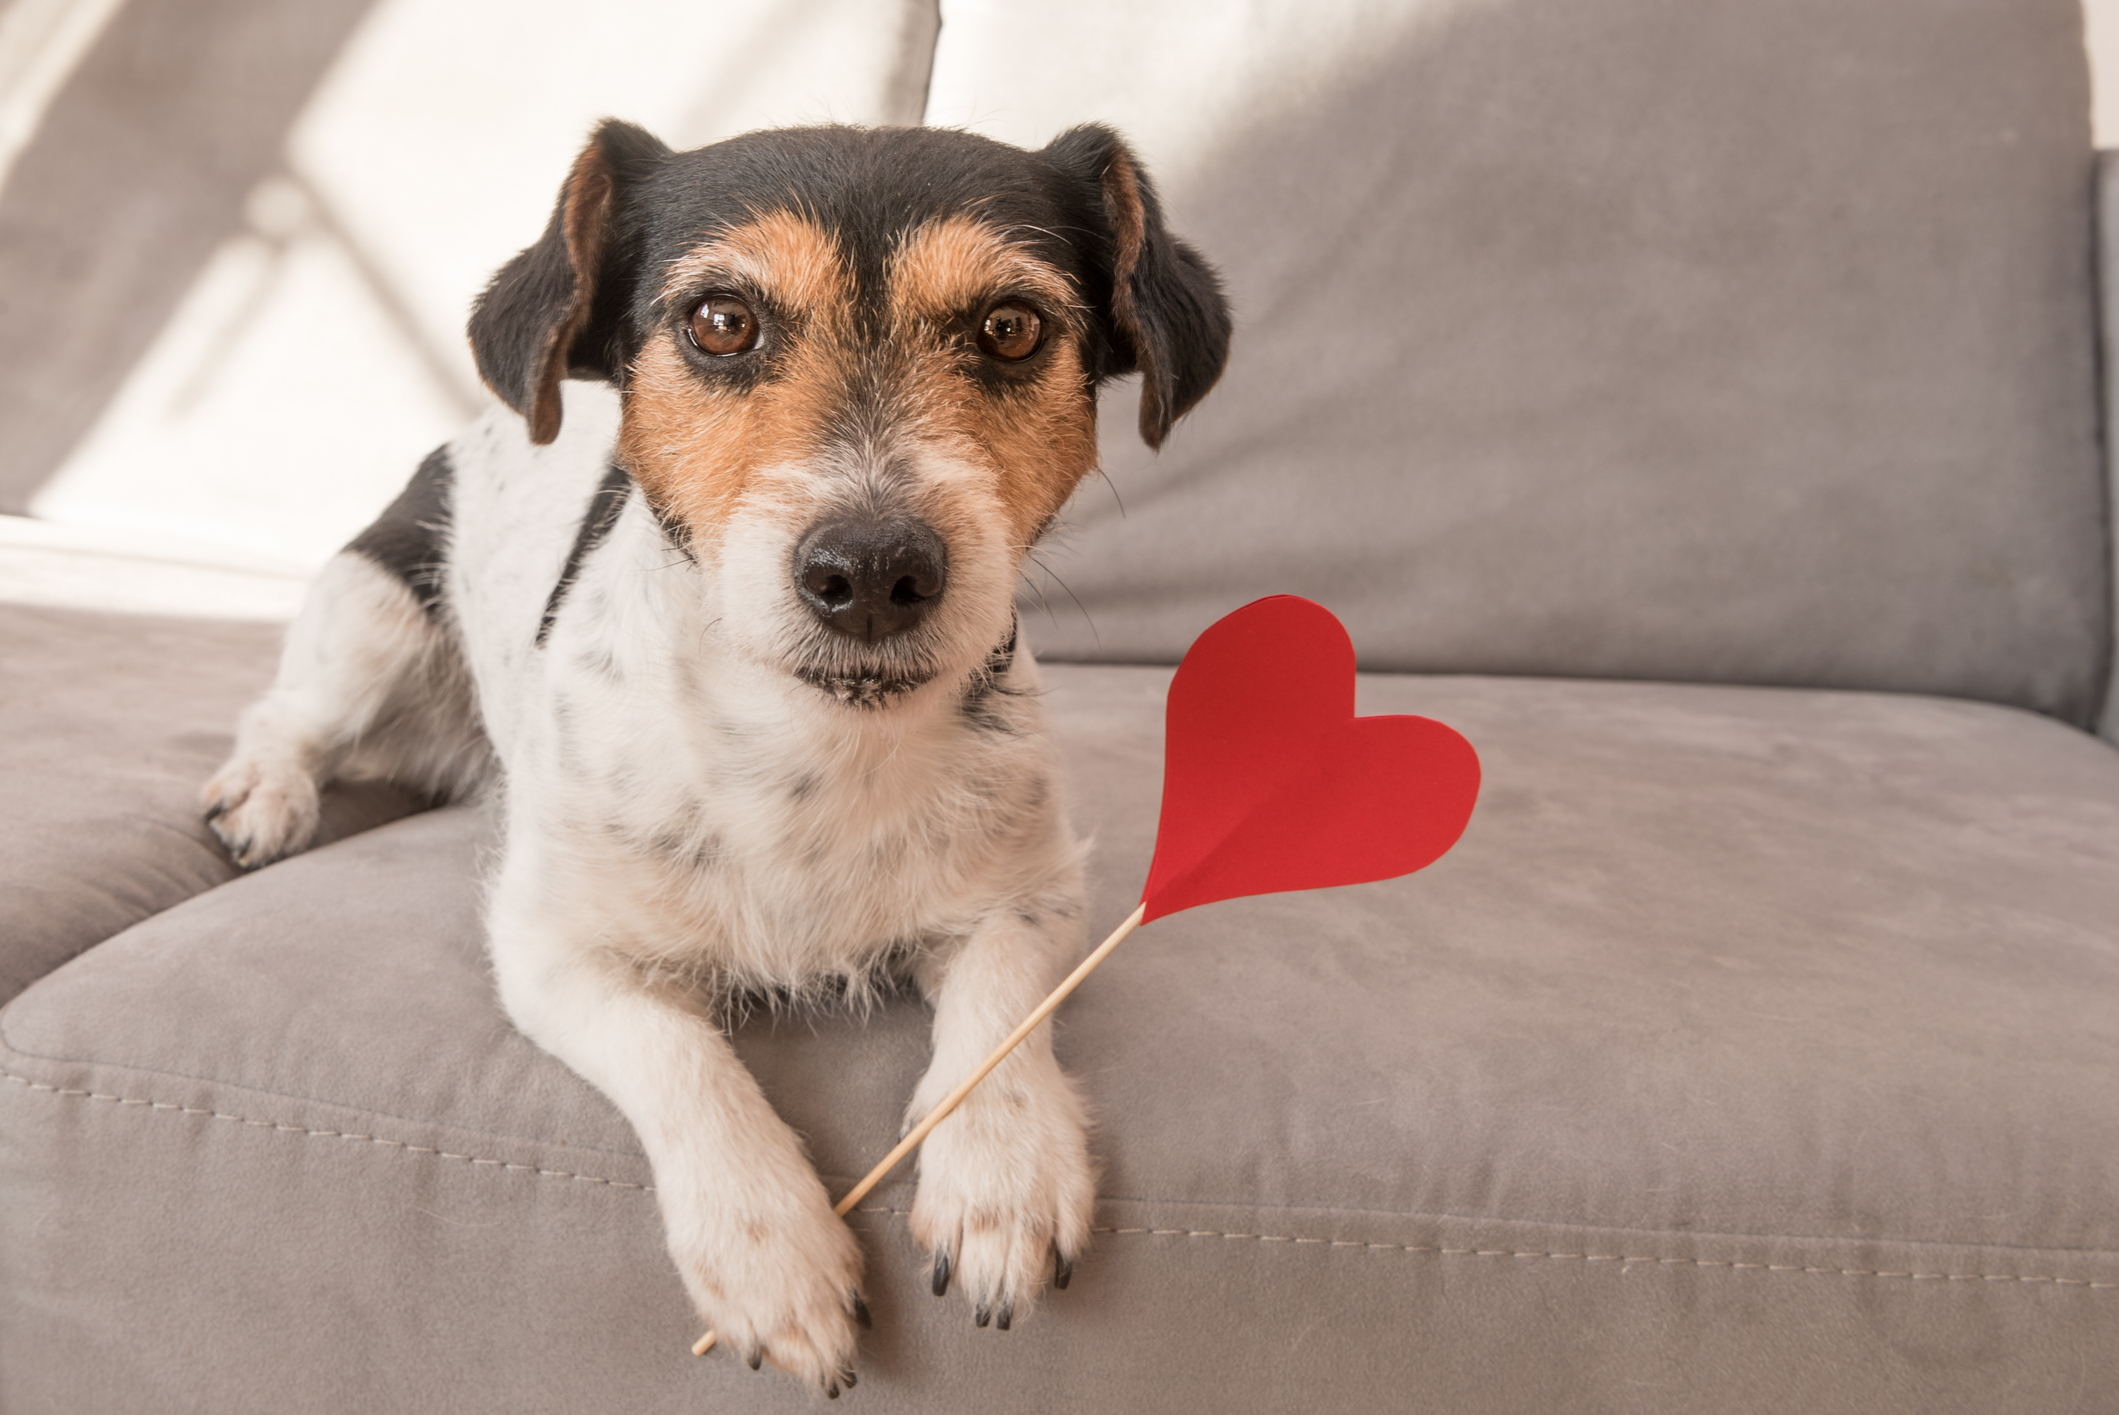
0, 604, 419, 1004
2097, 149, 2119, 744
4, 665, 2114, 1412
929, 0, 2115, 726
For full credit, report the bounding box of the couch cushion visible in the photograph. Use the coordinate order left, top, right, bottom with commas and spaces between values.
0, 603, 420, 1003
3, 667, 2115, 1413
928, 0, 2112, 726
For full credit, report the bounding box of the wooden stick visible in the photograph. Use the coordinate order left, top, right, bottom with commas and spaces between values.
692, 900, 1149, 1356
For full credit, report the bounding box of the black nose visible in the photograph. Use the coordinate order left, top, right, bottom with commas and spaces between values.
793, 518, 948, 642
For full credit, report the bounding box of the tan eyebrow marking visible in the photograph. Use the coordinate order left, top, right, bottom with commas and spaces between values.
657, 209, 850, 317
624, 212, 854, 552
887, 215, 1081, 330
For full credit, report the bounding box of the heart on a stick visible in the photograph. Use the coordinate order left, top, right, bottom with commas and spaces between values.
1143, 594, 1482, 921
694, 593, 1480, 1357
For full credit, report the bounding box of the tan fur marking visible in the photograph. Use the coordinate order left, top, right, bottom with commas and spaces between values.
527, 144, 617, 445
625, 213, 856, 547
886, 219, 1099, 549
1097, 148, 1164, 445
888, 216, 1079, 329
622, 340, 814, 550
658, 210, 847, 318
974, 336, 1098, 551
623, 211, 1100, 558
1101, 150, 1146, 311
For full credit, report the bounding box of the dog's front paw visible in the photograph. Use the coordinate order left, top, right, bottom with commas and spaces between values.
666, 1173, 867, 1395
201, 755, 321, 868
909, 1061, 1094, 1330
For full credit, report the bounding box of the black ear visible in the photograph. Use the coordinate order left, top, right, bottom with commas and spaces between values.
1042, 125, 1232, 449
469, 119, 669, 445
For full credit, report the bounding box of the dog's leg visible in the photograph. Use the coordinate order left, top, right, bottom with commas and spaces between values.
202, 550, 470, 866
907, 897, 1097, 1329
488, 869, 865, 1393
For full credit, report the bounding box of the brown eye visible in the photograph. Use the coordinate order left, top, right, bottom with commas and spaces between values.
687, 296, 758, 356
977, 302, 1042, 361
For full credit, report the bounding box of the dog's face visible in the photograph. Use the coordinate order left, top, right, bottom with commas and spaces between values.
470, 124, 1229, 707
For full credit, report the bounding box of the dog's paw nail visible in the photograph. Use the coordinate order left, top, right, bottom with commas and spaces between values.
850, 1294, 872, 1330
931, 1253, 951, 1298
827, 1382, 840, 1400
841, 1370, 858, 1389
1053, 1252, 1072, 1290
202, 801, 227, 823
995, 1303, 1012, 1332
974, 1303, 991, 1329
745, 1347, 762, 1372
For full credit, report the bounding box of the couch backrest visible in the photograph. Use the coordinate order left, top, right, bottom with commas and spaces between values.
928, 0, 2113, 727
2098, 151, 2119, 742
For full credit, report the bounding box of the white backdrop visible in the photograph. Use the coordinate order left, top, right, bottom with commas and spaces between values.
1, 0, 934, 613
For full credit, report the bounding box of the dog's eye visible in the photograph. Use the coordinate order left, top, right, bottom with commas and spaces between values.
687, 296, 759, 356
977, 302, 1042, 361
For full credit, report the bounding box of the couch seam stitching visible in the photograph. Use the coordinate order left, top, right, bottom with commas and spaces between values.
11, 1069, 2114, 1290
849, 1209, 2115, 1289
2, 1069, 651, 1192
1055, 1220, 2119, 1289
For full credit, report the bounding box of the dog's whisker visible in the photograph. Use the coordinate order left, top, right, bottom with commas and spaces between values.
1101, 472, 1135, 523
1027, 553, 1101, 650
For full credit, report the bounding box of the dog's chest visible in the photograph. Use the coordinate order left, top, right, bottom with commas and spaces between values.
530, 637, 1046, 984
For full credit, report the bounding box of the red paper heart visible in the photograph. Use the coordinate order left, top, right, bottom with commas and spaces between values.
1140, 596, 1481, 923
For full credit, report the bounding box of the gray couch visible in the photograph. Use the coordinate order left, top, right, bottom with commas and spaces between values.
4, 1, 2117, 1411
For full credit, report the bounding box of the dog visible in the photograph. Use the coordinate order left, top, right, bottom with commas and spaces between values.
201, 119, 1230, 1394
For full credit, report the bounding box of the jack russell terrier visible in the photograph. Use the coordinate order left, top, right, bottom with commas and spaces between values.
204, 118, 1230, 1395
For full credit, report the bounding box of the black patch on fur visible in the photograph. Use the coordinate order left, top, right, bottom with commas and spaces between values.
346, 444, 454, 619
675, 832, 724, 870
638, 481, 696, 561
961, 616, 1024, 732
537, 462, 632, 646
634, 825, 722, 871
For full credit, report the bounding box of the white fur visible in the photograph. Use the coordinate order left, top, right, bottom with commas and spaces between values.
203, 551, 485, 866
206, 381, 1096, 1391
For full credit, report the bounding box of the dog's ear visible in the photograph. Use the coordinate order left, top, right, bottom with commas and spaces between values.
1042, 125, 1232, 449
469, 119, 670, 445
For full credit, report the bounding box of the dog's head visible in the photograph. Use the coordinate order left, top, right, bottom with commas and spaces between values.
469, 121, 1230, 708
